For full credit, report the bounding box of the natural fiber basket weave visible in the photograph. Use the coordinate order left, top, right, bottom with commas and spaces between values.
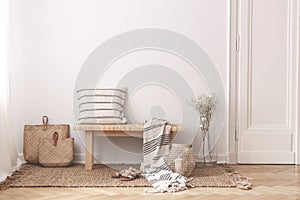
23, 116, 69, 164
39, 132, 74, 167
164, 144, 196, 177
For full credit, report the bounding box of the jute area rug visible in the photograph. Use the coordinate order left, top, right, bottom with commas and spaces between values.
0, 164, 249, 189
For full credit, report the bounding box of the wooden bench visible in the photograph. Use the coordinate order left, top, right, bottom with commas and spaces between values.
73, 124, 183, 170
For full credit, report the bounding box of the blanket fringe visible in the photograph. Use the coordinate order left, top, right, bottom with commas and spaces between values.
144, 178, 194, 193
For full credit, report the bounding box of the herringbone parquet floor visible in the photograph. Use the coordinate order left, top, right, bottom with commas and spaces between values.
0, 165, 299, 200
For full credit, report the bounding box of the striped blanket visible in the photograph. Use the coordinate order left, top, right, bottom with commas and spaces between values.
141, 118, 189, 193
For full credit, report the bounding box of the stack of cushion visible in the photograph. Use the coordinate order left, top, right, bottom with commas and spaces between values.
76, 88, 127, 124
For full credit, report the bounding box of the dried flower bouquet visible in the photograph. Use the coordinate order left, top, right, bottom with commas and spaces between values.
189, 93, 218, 164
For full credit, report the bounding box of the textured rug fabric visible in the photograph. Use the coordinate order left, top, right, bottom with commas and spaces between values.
0, 163, 249, 190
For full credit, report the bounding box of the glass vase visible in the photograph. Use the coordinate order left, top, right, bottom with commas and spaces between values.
196, 124, 218, 166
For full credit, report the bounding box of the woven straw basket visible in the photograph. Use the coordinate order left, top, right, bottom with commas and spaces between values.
39, 132, 74, 167
23, 116, 69, 164
165, 143, 196, 177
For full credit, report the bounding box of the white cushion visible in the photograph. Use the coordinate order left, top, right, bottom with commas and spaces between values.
76, 88, 127, 124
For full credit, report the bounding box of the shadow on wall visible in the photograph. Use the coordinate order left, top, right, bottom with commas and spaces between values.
73, 28, 225, 162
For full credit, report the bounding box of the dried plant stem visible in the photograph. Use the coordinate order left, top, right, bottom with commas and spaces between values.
202, 131, 206, 164
207, 132, 213, 163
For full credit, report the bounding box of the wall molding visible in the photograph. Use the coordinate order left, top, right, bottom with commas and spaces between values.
246, 0, 293, 130
247, 126, 293, 132
239, 152, 295, 164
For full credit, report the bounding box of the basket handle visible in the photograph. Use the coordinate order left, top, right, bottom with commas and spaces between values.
42, 116, 48, 130
52, 132, 58, 146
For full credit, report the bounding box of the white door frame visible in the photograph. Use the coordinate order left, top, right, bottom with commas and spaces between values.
298, 47, 300, 165
297, 0, 300, 164
227, 0, 239, 164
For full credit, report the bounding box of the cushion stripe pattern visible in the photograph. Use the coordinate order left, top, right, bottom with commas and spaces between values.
76, 88, 127, 124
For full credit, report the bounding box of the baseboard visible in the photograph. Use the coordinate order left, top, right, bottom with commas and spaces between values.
19, 153, 228, 164
194, 153, 227, 164
227, 152, 236, 164
18, 154, 25, 162
18, 153, 142, 164
73, 153, 142, 164
217, 154, 227, 163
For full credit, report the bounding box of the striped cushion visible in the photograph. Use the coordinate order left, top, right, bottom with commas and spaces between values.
77, 88, 127, 124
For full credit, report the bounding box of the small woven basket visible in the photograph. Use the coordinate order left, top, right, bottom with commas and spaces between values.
165, 143, 196, 177
39, 132, 74, 167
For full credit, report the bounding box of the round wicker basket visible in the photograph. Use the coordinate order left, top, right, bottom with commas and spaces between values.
165, 143, 196, 177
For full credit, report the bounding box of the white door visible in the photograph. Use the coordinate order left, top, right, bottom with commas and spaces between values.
237, 0, 299, 163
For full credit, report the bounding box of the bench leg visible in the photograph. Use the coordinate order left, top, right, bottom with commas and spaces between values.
85, 131, 94, 170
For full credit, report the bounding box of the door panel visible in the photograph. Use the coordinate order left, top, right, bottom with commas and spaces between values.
238, 0, 298, 163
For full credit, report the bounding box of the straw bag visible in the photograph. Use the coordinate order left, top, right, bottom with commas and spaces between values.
23, 116, 69, 164
39, 132, 74, 167
164, 144, 196, 177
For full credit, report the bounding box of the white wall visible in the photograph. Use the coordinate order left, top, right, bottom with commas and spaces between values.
9, 0, 230, 163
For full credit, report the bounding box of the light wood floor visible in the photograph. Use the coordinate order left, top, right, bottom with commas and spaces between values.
0, 165, 299, 200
